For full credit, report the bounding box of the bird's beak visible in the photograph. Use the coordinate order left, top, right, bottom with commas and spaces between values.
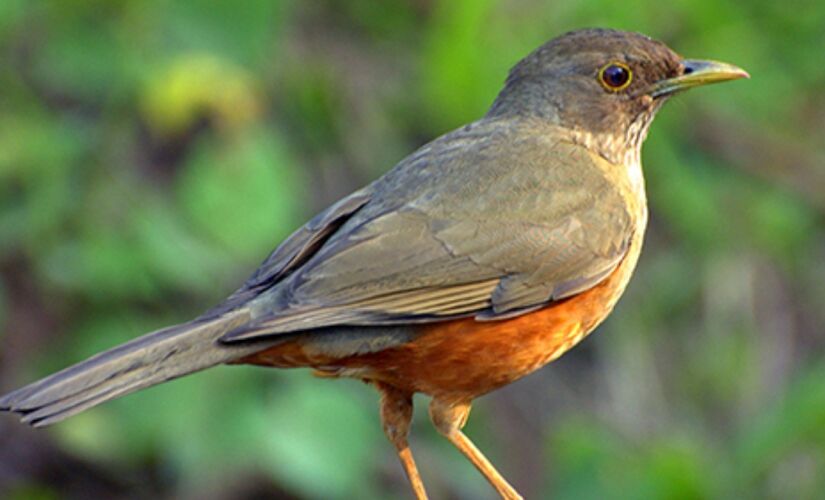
649, 59, 749, 97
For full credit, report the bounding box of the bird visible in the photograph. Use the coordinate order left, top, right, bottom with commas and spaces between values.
0, 28, 747, 499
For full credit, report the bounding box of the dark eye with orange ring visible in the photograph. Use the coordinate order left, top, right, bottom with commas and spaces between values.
598, 62, 632, 91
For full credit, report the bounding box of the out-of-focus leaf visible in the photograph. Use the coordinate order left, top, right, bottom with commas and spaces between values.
644, 125, 726, 253
258, 372, 382, 499
736, 363, 825, 483
157, 0, 291, 67
5, 484, 59, 500
334, 0, 419, 40
0, 0, 26, 41
745, 188, 815, 263
0, 112, 89, 257
42, 227, 158, 300
140, 55, 263, 138
33, 4, 129, 100
177, 129, 306, 260
548, 419, 626, 500
279, 66, 343, 153
421, 0, 502, 130
131, 199, 238, 294
548, 418, 718, 500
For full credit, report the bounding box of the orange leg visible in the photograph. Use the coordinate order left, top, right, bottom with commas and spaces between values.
378, 383, 428, 500
429, 399, 522, 500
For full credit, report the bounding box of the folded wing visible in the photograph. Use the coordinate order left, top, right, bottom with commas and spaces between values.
221, 121, 634, 341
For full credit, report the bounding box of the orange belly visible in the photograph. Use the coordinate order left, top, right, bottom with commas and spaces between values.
334, 268, 624, 401
238, 249, 634, 403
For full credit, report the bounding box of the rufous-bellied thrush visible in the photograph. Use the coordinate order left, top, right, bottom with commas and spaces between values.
0, 29, 747, 499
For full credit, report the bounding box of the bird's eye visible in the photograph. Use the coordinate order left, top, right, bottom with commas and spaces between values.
598, 62, 633, 91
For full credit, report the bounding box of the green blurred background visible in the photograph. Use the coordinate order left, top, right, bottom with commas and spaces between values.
1, 1, 823, 499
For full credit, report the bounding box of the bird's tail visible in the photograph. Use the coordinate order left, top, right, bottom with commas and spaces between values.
0, 309, 268, 427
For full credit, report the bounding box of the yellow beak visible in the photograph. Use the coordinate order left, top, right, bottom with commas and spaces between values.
649, 59, 749, 97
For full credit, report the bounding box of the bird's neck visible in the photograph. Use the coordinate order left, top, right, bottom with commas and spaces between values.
487, 82, 655, 168
566, 128, 641, 168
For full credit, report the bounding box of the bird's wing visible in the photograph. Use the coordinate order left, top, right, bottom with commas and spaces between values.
221, 121, 635, 342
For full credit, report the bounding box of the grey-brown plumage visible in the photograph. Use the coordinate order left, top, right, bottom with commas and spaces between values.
0, 32, 747, 496
230, 125, 634, 334
0, 312, 273, 426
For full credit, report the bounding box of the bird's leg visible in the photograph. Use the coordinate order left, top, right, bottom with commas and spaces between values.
377, 383, 428, 500
429, 398, 522, 500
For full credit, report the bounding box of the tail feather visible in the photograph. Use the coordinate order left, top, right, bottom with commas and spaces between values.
0, 310, 270, 427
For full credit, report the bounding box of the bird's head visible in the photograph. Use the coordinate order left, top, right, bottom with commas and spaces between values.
489, 28, 749, 165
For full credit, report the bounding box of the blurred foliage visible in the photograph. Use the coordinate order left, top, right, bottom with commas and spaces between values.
1, 1, 824, 499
